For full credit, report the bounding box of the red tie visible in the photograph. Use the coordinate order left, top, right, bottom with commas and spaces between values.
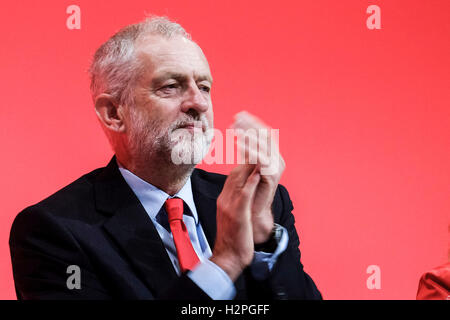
164, 198, 200, 272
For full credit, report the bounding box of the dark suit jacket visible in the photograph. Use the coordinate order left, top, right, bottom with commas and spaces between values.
9, 157, 322, 300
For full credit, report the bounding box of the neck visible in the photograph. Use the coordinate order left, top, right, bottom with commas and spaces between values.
117, 153, 195, 196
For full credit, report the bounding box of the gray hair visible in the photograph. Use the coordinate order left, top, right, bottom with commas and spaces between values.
89, 16, 191, 108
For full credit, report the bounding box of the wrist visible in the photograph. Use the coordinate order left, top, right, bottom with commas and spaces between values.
210, 253, 245, 282
254, 223, 283, 253
253, 209, 274, 244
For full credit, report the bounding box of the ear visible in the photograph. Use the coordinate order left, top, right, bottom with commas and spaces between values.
94, 93, 126, 133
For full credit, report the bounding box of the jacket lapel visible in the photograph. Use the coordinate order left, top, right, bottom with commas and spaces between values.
95, 159, 247, 299
190, 169, 247, 299
94, 157, 178, 297
190, 169, 220, 249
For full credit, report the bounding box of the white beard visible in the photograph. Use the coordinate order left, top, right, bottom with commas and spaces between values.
170, 127, 213, 165
127, 108, 213, 168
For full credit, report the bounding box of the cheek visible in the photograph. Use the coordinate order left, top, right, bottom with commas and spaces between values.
143, 99, 179, 126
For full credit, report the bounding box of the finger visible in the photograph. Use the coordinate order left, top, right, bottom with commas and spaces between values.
237, 141, 271, 166
236, 128, 268, 152
233, 127, 280, 161
231, 111, 283, 176
238, 142, 282, 176
236, 130, 279, 162
235, 164, 257, 186
241, 167, 261, 204
236, 131, 281, 170
232, 111, 267, 131
225, 163, 257, 191
236, 129, 259, 165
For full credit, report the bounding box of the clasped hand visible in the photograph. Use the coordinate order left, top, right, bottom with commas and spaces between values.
210, 112, 285, 281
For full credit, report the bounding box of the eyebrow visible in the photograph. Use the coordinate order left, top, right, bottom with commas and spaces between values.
151, 72, 213, 88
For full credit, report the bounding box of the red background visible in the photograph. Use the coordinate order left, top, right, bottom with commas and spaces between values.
1, 0, 449, 299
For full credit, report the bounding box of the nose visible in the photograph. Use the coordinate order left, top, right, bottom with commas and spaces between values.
180, 82, 210, 114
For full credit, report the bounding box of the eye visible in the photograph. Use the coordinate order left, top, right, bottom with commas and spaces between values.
199, 84, 211, 93
165, 83, 180, 89
159, 83, 180, 94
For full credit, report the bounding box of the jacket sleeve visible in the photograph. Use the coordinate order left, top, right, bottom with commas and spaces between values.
9, 207, 112, 300
244, 184, 323, 300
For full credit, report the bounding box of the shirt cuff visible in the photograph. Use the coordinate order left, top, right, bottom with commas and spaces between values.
250, 225, 289, 280
187, 259, 236, 300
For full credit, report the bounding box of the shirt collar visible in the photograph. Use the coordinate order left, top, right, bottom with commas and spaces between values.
117, 161, 199, 224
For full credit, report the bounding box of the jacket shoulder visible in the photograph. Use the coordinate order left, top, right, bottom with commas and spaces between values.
192, 168, 227, 185
11, 166, 106, 235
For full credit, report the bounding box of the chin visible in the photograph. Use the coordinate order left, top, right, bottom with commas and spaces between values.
169, 135, 210, 166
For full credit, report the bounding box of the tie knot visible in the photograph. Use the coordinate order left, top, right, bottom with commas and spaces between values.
165, 198, 184, 222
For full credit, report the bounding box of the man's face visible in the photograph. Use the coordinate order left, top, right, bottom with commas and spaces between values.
126, 35, 214, 165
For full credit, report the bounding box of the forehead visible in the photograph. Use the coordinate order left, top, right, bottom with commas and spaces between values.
135, 35, 212, 83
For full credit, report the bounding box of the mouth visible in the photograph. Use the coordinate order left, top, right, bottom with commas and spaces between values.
176, 122, 205, 132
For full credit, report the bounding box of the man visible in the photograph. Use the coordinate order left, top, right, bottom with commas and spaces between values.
9, 16, 321, 300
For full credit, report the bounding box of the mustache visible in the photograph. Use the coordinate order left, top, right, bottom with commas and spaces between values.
171, 115, 210, 131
